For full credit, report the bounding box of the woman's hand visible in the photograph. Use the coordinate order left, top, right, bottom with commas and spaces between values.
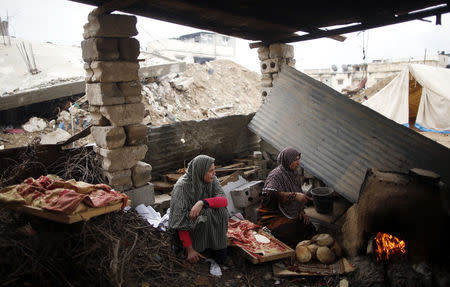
189, 200, 204, 221
295, 192, 312, 204
299, 210, 310, 224
186, 245, 205, 263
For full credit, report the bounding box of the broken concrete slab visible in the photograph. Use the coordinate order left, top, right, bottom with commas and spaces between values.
230, 180, 264, 208
86, 82, 124, 106
39, 128, 71, 145
131, 161, 152, 187
125, 183, 155, 208
91, 126, 126, 149
124, 123, 147, 146
169, 76, 194, 91
269, 43, 294, 59
139, 62, 186, 79
83, 13, 138, 39
94, 144, 148, 171
118, 81, 142, 104
119, 38, 140, 61
81, 38, 119, 62
85, 61, 139, 83
153, 193, 171, 213
99, 102, 144, 126
102, 168, 132, 191
0, 81, 85, 111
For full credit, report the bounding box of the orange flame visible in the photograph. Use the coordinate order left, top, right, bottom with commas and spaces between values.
374, 232, 406, 262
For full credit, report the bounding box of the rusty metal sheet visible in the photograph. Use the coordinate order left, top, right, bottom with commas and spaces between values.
248, 65, 450, 203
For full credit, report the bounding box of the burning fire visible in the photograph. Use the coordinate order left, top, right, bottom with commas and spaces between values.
374, 232, 406, 262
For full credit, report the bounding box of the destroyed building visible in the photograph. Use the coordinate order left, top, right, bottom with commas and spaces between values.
1, 1, 450, 286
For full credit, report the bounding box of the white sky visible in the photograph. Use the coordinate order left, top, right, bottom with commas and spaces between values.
1, 0, 450, 73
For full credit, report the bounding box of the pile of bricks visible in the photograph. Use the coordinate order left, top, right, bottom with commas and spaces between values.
81, 10, 151, 192
258, 43, 295, 100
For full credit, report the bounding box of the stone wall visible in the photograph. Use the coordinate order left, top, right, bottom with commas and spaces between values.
81, 9, 151, 191
145, 113, 260, 176
258, 43, 295, 100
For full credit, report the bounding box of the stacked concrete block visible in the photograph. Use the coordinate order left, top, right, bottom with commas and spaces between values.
82, 9, 151, 191
258, 43, 295, 101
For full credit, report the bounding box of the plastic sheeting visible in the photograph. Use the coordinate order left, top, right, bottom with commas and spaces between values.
363, 64, 450, 133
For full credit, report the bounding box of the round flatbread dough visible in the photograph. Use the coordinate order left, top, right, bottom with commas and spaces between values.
307, 244, 319, 257
315, 234, 334, 247
296, 245, 312, 263
297, 240, 311, 246
317, 246, 336, 264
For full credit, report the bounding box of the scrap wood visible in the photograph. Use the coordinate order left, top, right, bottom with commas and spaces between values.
272, 258, 354, 277
162, 173, 183, 183
222, 162, 245, 169
243, 168, 260, 177
219, 170, 244, 186
215, 166, 256, 176
152, 181, 174, 192
233, 158, 255, 165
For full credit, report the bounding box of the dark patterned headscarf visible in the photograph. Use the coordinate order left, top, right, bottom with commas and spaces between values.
265, 147, 301, 194
262, 147, 303, 218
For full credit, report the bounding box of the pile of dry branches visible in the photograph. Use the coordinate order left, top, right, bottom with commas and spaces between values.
0, 209, 204, 287
49, 146, 104, 184
0, 145, 103, 188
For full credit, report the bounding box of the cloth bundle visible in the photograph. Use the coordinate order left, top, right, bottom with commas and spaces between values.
0, 175, 128, 214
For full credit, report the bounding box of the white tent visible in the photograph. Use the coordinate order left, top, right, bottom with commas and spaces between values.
363, 64, 450, 133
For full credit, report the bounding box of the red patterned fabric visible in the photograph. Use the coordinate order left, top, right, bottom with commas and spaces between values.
44, 189, 87, 214
1, 176, 127, 214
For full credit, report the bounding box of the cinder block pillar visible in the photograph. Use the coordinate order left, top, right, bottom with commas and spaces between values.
258, 43, 295, 101
82, 9, 151, 191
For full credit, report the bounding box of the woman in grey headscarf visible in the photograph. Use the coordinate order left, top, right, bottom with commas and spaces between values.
169, 155, 230, 264
257, 147, 316, 248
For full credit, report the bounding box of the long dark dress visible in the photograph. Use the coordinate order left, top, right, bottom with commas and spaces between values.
257, 147, 316, 248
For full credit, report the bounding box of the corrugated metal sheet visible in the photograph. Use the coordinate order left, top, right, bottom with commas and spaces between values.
146, 114, 260, 175
248, 65, 450, 203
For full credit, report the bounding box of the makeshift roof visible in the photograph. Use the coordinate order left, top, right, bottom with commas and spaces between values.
69, 0, 449, 47
248, 65, 450, 203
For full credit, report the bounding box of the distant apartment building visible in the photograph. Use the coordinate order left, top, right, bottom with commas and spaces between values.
303, 52, 449, 93
146, 32, 236, 64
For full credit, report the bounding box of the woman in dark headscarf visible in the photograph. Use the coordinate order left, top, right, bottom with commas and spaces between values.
169, 155, 231, 265
257, 147, 316, 248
